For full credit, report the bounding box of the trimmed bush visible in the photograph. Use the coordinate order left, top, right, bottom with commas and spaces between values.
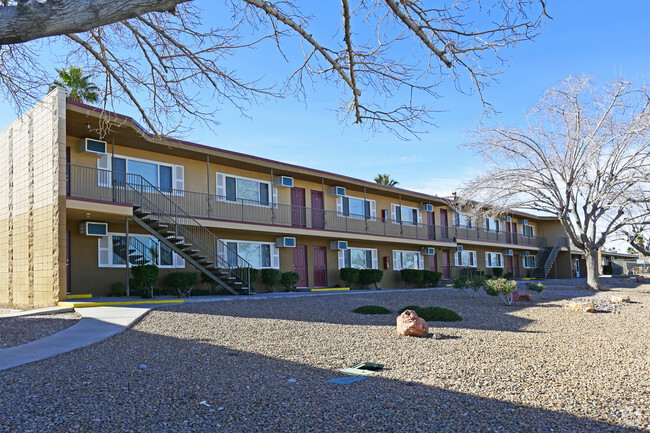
401, 269, 424, 289
525, 281, 545, 297
491, 268, 504, 278
107, 282, 125, 297
353, 305, 391, 315
359, 269, 383, 289
237, 267, 259, 284
423, 270, 442, 287
504, 272, 514, 280
131, 264, 159, 298
261, 268, 282, 292
163, 271, 198, 297
280, 271, 300, 292
398, 305, 462, 322
484, 278, 518, 305
340, 267, 360, 287
602, 265, 613, 275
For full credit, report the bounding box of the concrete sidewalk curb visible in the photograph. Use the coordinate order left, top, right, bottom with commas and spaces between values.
0, 305, 155, 372
0, 306, 75, 319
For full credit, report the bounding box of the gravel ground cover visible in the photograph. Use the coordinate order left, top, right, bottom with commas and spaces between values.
0, 285, 648, 432
0, 312, 81, 348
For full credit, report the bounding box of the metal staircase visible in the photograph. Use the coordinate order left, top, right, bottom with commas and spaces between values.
532, 237, 566, 279
113, 236, 157, 266
109, 169, 253, 295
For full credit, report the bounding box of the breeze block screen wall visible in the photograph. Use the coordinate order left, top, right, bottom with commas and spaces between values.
0, 88, 67, 308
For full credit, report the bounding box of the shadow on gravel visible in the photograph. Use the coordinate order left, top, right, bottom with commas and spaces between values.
157, 288, 606, 333
0, 315, 80, 349
0, 330, 645, 433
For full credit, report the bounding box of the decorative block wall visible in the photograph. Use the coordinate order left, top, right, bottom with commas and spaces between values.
0, 88, 67, 308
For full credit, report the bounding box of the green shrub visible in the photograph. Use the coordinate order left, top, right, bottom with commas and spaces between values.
484, 278, 518, 305
358, 269, 383, 289
602, 265, 613, 275
107, 282, 125, 297
525, 282, 545, 296
459, 268, 486, 279
504, 272, 514, 280
280, 271, 300, 292
423, 270, 442, 287
163, 271, 198, 297
340, 267, 360, 287
400, 269, 424, 289
261, 269, 282, 292
131, 264, 159, 298
398, 305, 462, 322
491, 268, 504, 278
353, 305, 391, 315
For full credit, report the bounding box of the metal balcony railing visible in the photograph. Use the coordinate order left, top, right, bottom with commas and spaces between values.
67, 165, 546, 248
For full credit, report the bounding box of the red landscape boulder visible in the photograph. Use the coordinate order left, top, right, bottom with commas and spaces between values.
396, 310, 429, 337
512, 290, 533, 302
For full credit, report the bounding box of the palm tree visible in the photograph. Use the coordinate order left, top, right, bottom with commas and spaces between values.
51, 66, 99, 103
374, 173, 398, 187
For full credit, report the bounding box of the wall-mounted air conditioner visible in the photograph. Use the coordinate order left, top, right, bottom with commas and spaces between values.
274, 176, 294, 188
457, 245, 463, 252
503, 249, 514, 256
330, 240, 348, 250
328, 186, 346, 196
523, 251, 530, 257
275, 237, 296, 248
522, 219, 529, 225
420, 204, 434, 212
506, 216, 512, 222
421, 247, 436, 255
81, 138, 107, 155
80, 222, 108, 236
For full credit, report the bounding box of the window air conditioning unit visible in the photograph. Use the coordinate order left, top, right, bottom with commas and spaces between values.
421, 247, 436, 255
457, 245, 463, 252
274, 176, 294, 188
328, 186, 346, 196
420, 203, 434, 212
330, 240, 348, 250
275, 237, 296, 248
523, 251, 530, 257
522, 219, 529, 225
506, 216, 512, 222
80, 221, 108, 236
503, 249, 514, 256
81, 137, 107, 155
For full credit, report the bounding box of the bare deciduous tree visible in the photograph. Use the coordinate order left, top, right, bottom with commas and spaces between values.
460, 76, 650, 291
0, 0, 548, 137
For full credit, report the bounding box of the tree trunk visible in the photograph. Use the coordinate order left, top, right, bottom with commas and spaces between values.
585, 249, 607, 291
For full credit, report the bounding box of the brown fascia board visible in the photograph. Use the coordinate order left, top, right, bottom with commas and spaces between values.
66, 101, 449, 205
450, 194, 559, 222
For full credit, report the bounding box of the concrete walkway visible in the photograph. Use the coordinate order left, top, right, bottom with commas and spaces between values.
0, 305, 153, 372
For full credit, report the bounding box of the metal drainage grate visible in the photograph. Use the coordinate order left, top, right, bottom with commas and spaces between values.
339, 362, 384, 376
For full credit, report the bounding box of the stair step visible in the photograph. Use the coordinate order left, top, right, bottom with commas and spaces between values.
162, 231, 177, 237
177, 243, 191, 249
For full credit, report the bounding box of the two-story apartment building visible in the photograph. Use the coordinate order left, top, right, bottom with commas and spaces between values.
0, 89, 578, 308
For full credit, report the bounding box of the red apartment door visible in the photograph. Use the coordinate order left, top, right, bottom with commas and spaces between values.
505, 222, 512, 244
313, 246, 328, 287
440, 209, 449, 239
513, 254, 520, 278
506, 255, 513, 275
441, 249, 450, 279
293, 245, 308, 287
291, 187, 306, 227
512, 222, 518, 245
428, 254, 437, 272
311, 190, 324, 229
427, 211, 436, 240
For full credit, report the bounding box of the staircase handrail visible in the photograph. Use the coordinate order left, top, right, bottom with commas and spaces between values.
544, 236, 566, 276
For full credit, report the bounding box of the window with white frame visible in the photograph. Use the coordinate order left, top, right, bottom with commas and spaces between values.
337, 196, 376, 220
523, 254, 536, 268
98, 233, 185, 268
454, 212, 475, 229
485, 252, 504, 268
392, 250, 424, 270
522, 224, 535, 237
338, 248, 378, 269
483, 217, 501, 233
97, 154, 184, 194
391, 204, 422, 225
455, 250, 477, 267
215, 173, 274, 206
219, 240, 279, 269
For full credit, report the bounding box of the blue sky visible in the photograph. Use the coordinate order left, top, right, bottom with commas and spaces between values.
2, 1, 649, 199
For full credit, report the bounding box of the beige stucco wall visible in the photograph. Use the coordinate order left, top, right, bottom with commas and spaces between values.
0, 88, 67, 308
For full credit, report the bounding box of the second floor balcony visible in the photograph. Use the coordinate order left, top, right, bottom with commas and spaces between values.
67, 164, 546, 248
